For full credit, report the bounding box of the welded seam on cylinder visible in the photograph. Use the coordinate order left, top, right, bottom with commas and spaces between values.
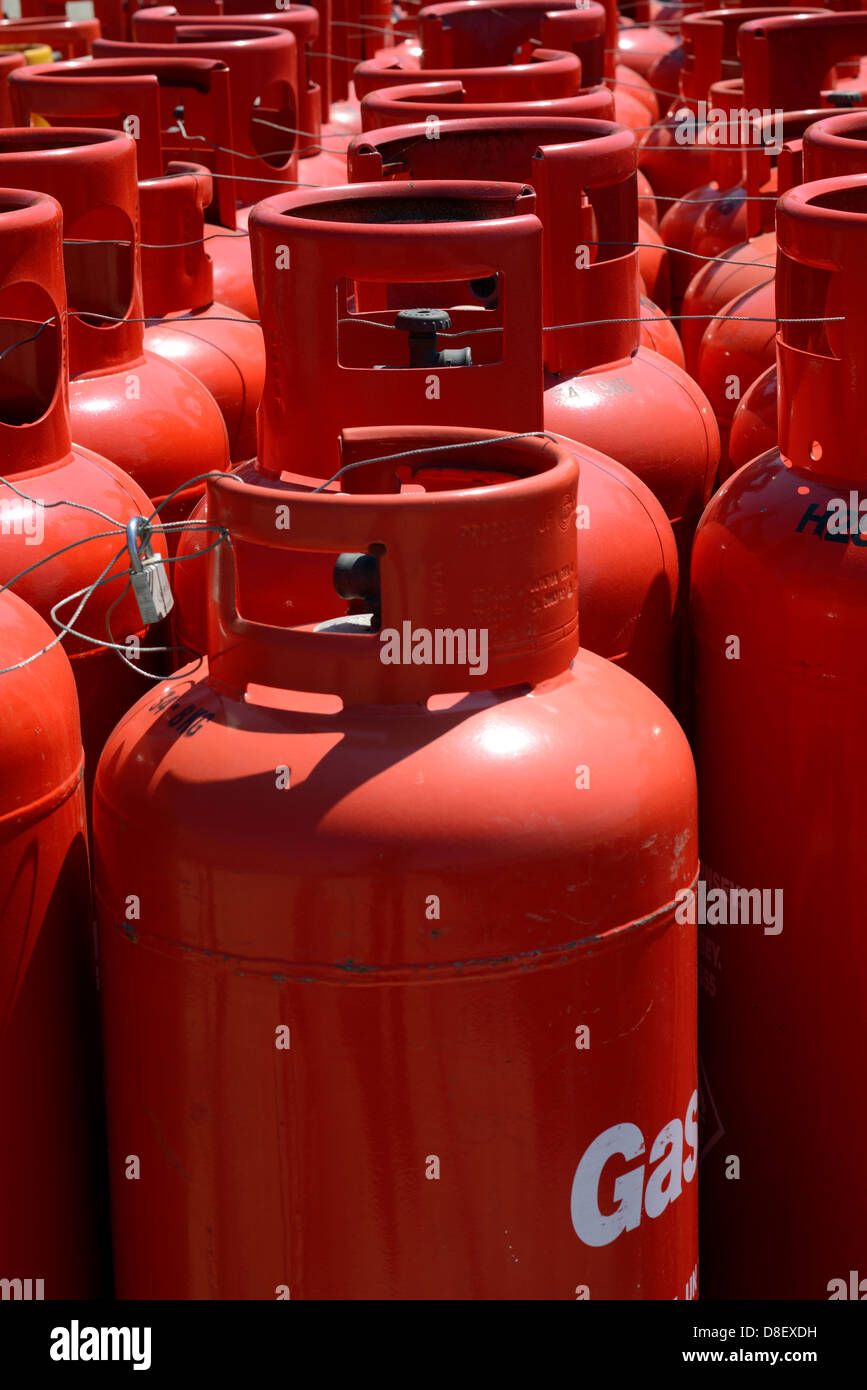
0, 758, 84, 833
99, 876, 698, 986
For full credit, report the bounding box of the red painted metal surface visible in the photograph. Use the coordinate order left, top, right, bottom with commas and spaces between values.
727, 362, 777, 471
9, 57, 265, 462
358, 76, 615, 128
95, 425, 698, 1300
640, 8, 826, 203
353, 48, 587, 106
679, 11, 867, 371
98, 24, 301, 205
692, 173, 867, 1298
174, 179, 679, 701
0, 51, 28, 127
347, 116, 672, 368
698, 103, 867, 470
128, 5, 347, 185
0, 588, 108, 1299
0, 129, 230, 528
526, 132, 719, 574
0, 15, 101, 57
0, 187, 158, 776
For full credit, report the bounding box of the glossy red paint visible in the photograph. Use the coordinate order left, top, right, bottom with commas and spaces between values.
727, 362, 777, 471
345, 120, 716, 569
0, 15, 101, 58
350, 112, 669, 317
639, 7, 823, 202
697, 104, 867, 471
95, 426, 698, 1300
174, 178, 679, 701
0, 129, 230, 528
0, 589, 107, 1298
128, 5, 347, 185
9, 57, 265, 462
358, 75, 615, 129
692, 174, 867, 1298
0, 188, 158, 775
97, 24, 301, 205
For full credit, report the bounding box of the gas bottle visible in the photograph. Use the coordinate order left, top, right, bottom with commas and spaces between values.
417, 1, 636, 123
699, 103, 867, 472
721, 108, 867, 475
350, 115, 671, 345
0, 186, 161, 776
530, 135, 718, 578
174, 180, 679, 701
0, 589, 108, 1298
727, 363, 778, 472
680, 10, 867, 373
9, 57, 265, 463
95, 24, 302, 207
128, 5, 347, 186
0, 129, 230, 530
79, 39, 255, 319
639, 6, 824, 204
0, 52, 45, 128
95, 424, 698, 1301
692, 172, 867, 1299
352, 46, 590, 115
355, 77, 662, 228
0, 16, 101, 58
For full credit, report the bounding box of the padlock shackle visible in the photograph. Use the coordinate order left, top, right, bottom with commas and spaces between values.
205, 425, 579, 702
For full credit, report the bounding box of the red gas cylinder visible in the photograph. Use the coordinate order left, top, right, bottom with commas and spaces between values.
680, 10, 867, 371
0, 186, 160, 774
356, 78, 656, 226
0, 129, 230, 529
347, 116, 673, 364
128, 5, 347, 185
724, 106, 867, 474
696, 104, 858, 469
0, 52, 30, 127
0, 589, 108, 1298
691, 173, 867, 1298
727, 362, 777, 471
417, 0, 638, 119
353, 47, 588, 113
100, 24, 302, 206
0, 16, 101, 58
530, 132, 719, 577
640, 7, 827, 205
174, 180, 679, 702
359, 76, 616, 128
95, 425, 698, 1301
9, 57, 265, 463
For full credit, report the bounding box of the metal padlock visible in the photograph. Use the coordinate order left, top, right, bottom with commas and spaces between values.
127, 516, 174, 625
